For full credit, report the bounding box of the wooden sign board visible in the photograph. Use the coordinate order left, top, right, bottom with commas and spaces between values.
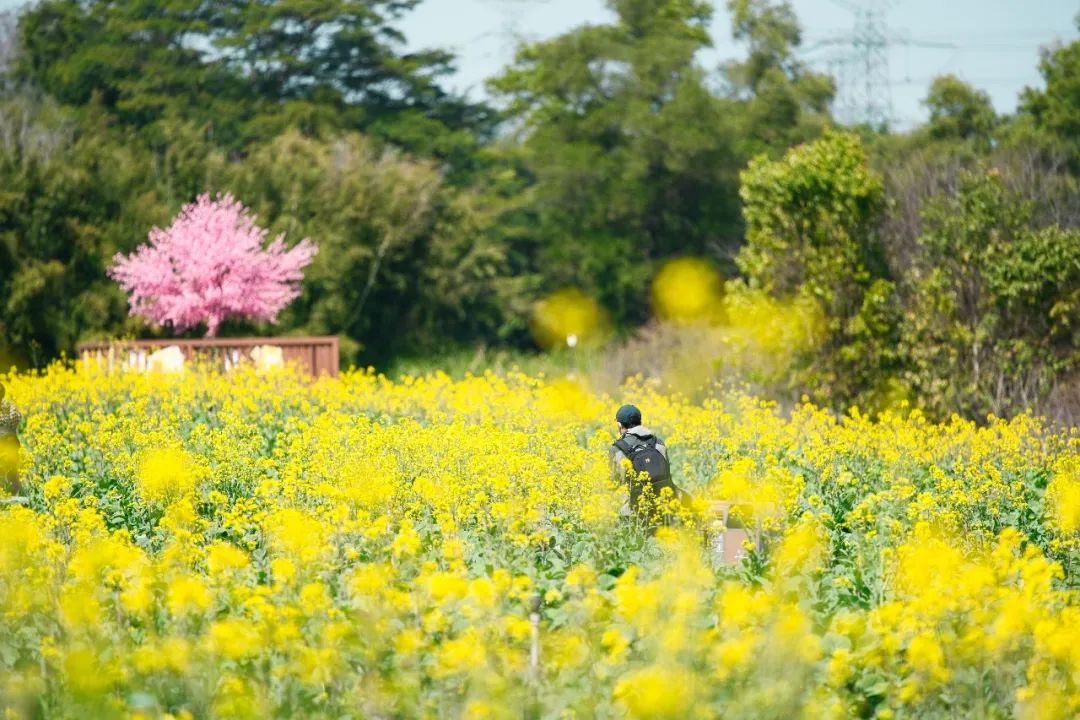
711, 526, 753, 565
705, 499, 777, 566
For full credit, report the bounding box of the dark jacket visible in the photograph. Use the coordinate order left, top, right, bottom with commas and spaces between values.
611, 426, 673, 516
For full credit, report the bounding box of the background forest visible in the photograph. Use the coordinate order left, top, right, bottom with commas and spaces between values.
1, 0, 1079, 423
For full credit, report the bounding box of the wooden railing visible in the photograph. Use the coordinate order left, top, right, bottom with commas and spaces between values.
76, 336, 340, 378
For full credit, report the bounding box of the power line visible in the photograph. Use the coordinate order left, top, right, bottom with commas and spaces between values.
890, 75, 1032, 86
798, 2, 1069, 127
804, 34, 1053, 53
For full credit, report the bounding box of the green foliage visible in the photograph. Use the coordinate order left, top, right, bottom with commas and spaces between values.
16, 0, 491, 165
3, 0, 1080, 425
1020, 15, 1080, 163
741, 128, 1080, 421
0, 94, 512, 368
486, 0, 831, 328
488, 0, 741, 325
18, 1, 233, 136
738, 131, 885, 299
0, 95, 173, 364
923, 74, 997, 148
226, 132, 514, 364
738, 131, 899, 410
902, 168, 1080, 419
722, 0, 834, 155
4, 0, 842, 370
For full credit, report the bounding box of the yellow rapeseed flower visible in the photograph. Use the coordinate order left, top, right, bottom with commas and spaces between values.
136, 447, 198, 503
614, 665, 695, 719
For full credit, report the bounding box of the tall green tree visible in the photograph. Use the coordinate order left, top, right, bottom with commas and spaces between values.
17, 0, 229, 136
488, 0, 744, 325
923, 74, 997, 149
0, 94, 176, 364
15, 0, 491, 164
721, 0, 834, 155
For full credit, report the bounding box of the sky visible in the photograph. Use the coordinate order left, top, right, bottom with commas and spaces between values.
2, 0, 1076, 129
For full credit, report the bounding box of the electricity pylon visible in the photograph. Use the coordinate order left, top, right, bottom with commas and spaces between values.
802, 0, 954, 128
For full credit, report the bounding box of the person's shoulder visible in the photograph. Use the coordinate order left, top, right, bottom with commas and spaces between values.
631, 427, 662, 442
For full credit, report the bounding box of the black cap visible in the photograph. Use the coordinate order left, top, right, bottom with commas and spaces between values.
615, 404, 642, 428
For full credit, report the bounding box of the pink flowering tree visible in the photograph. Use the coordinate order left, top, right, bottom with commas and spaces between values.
110, 193, 317, 336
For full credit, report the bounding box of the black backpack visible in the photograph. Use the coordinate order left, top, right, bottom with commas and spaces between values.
614, 435, 677, 508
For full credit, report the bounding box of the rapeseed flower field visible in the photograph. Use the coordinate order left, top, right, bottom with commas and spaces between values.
1, 365, 1079, 719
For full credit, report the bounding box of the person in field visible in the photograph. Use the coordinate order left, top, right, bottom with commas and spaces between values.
611, 404, 687, 527
0, 384, 23, 496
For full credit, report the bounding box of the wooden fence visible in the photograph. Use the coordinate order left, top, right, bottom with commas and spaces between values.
76, 336, 340, 378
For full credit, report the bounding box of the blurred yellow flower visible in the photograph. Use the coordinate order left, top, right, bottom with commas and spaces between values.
530, 288, 606, 350
136, 448, 198, 503
1048, 473, 1080, 534
206, 618, 261, 661
906, 632, 949, 683
614, 665, 695, 719
652, 257, 722, 323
